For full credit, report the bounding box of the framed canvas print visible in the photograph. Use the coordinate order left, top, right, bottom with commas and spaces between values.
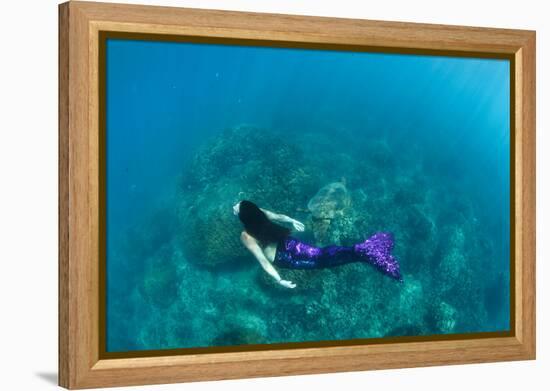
58, 1, 536, 389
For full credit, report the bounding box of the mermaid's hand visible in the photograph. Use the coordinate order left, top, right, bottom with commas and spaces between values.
292, 219, 305, 232
279, 280, 296, 289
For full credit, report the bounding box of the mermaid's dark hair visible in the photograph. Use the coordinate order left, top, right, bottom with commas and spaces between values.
238, 200, 290, 244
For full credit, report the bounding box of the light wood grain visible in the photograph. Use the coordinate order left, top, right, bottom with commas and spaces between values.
519, 34, 536, 355
58, 3, 70, 387
58, 1, 536, 389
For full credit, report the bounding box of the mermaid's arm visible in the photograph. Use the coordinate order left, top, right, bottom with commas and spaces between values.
261, 209, 305, 232
260, 208, 292, 223
240, 232, 296, 288
241, 232, 282, 281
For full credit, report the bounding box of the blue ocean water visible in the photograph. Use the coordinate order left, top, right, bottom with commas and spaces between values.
105, 38, 510, 352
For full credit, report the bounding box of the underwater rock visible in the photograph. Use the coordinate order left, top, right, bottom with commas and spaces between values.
440, 248, 466, 283
257, 266, 327, 293
436, 225, 467, 288
398, 277, 424, 315
139, 267, 179, 308
393, 184, 425, 207
213, 311, 268, 346
115, 203, 181, 286
428, 220, 494, 333
181, 124, 305, 193
313, 213, 359, 247
106, 107, 509, 350
177, 124, 322, 267
434, 301, 458, 333
138, 245, 181, 309
169, 122, 494, 345
181, 203, 249, 267
386, 324, 424, 337
213, 326, 267, 346
406, 206, 434, 242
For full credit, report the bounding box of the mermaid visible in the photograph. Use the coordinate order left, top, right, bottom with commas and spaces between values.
234, 200, 402, 289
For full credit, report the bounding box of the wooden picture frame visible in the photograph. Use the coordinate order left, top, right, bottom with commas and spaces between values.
58, 1, 536, 389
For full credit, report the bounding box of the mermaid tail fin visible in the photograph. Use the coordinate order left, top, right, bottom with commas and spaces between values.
354, 232, 403, 282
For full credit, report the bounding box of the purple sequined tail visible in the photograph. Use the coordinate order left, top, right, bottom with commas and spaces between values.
273, 233, 402, 282
354, 232, 403, 282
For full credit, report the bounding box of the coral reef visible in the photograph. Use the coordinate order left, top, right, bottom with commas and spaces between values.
434, 301, 458, 333
138, 245, 181, 308
106, 123, 510, 352
177, 125, 320, 267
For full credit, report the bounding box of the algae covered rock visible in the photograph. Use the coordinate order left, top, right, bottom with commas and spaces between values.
212, 311, 268, 346
180, 202, 248, 267
181, 124, 302, 193
178, 124, 319, 267
436, 225, 467, 289
213, 326, 267, 346
138, 244, 181, 308
406, 206, 434, 242
257, 266, 328, 294
434, 301, 458, 333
